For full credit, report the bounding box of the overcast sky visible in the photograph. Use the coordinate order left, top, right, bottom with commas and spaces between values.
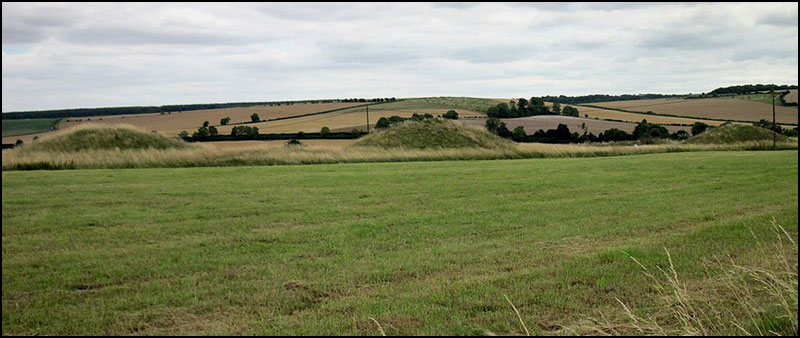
2, 2, 798, 112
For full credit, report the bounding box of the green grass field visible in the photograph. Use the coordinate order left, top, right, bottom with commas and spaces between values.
2, 151, 797, 335
1, 118, 61, 137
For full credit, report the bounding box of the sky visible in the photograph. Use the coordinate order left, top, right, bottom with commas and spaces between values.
2, 2, 798, 112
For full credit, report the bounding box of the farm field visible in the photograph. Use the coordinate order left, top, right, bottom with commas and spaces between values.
56, 102, 365, 136
785, 89, 798, 104
587, 98, 798, 124
574, 105, 728, 126
2, 150, 797, 335
1, 118, 61, 137
460, 115, 691, 134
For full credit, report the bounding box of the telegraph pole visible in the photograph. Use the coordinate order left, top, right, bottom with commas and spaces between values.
366, 105, 370, 134
772, 90, 776, 148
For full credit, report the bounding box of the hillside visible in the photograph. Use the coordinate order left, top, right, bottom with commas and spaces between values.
686, 123, 790, 144
25, 124, 189, 152
354, 120, 512, 149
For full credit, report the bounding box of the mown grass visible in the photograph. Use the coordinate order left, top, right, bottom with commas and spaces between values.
1, 118, 61, 137
2, 151, 797, 335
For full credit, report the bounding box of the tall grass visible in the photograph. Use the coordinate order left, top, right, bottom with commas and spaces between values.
582, 220, 798, 336
2, 140, 797, 170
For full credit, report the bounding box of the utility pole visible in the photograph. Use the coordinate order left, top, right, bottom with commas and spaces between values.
772, 90, 776, 148
366, 105, 370, 134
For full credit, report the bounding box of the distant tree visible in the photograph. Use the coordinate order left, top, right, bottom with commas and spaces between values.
192, 126, 210, 140
562, 106, 580, 117
671, 130, 690, 140
220, 117, 231, 125
691, 122, 709, 136
442, 110, 459, 120
512, 126, 527, 142
633, 119, 669, 139
33, 136, 39, 141
496, 122, 513, 138
202, 120, 210, 127
178, 130, 189, 139
552, 101, 562, 115
485, 117, 501, 133
208, 126, 219, 136
251, 113, 260, 122
320, 126, 330, 135
375, 117, 391, 129
287, 139, 302, 146
15, 139, 23, 147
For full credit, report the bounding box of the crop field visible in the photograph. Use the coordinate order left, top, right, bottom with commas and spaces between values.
217, 108, 485, 134
587, 98, 798, 124
56, 102, 365, 136
460, 115, 690, 134
785, 89, 798, 104
1, 118, 61, 138
574, 105, 727, 126
2, 151, 796, 335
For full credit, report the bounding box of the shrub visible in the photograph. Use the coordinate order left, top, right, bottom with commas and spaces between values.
220, 117, 231, 126
251, 113, 260, 122
287, 139, 302, 146
692, 122, 710, 136
202, 121, 210, 128
321, 126, 330, 135
443, 110, 459, 120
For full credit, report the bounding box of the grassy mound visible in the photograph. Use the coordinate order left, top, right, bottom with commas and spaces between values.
354, 120, 512, 149
27, 124, 189, 152
686, 123, 790, 144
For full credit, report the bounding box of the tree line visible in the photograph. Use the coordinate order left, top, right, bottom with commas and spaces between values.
486, 118, 710, 144
486, 98, 580, 118
708, 84, 797, 96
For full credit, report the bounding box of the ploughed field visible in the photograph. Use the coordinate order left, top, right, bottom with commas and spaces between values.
2, 150, 797, 335
586, 97, 798, 124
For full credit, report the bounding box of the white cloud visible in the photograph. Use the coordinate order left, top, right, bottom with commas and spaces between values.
2, 2, 798, 111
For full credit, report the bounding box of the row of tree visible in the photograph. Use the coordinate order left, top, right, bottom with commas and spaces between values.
752, 119, 799, 137
486, 118, 710, 144
540, 93, 680, 105
486, 98, 580, 118
708, 84, 797, 96
375, 113, 435, 129
341, 98, 397, 103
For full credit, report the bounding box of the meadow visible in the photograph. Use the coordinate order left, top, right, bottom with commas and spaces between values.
2, 150, 797, 335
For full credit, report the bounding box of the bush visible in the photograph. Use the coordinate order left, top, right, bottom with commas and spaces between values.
287, 139, 302, 146
202, 121, 210, 127
220, 117, 231, 126
231, 126, 259, 137
443, 110, 459, 120
321, 126, 330, 135
251, 113, 260, 122
692, 122, 709, 136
